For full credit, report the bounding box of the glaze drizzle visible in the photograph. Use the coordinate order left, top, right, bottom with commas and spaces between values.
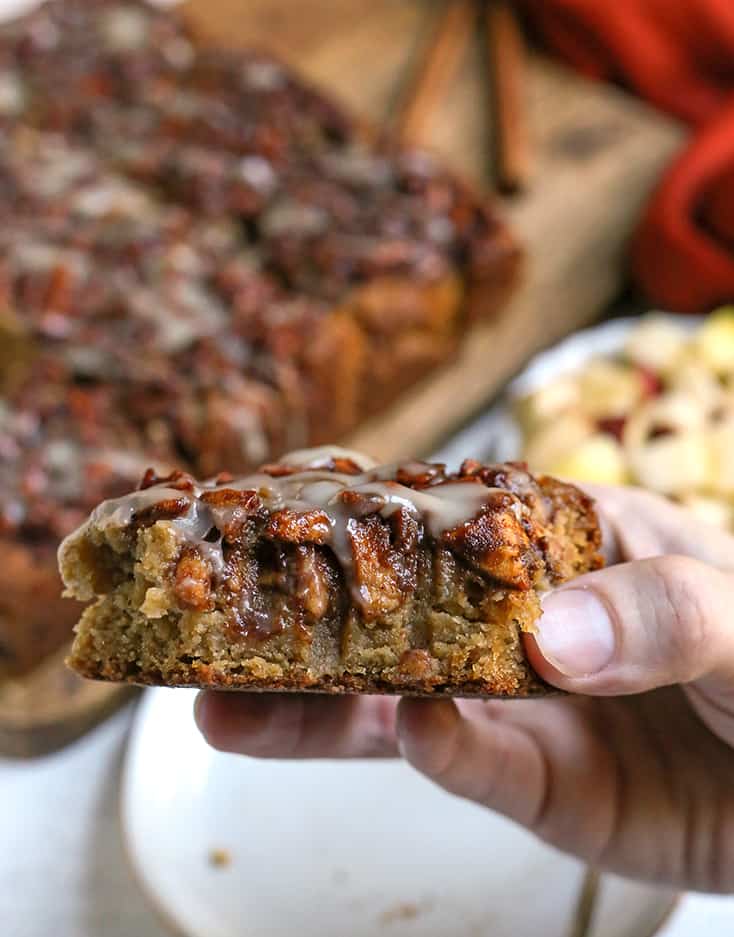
78, 447, 525, 603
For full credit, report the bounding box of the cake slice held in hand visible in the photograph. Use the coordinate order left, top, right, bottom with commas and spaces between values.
59, 447, 602, 697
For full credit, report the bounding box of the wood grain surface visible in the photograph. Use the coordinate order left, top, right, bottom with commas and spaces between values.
0, 645, 135, 758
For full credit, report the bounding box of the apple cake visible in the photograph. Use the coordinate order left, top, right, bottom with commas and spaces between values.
60, 448, 602, 697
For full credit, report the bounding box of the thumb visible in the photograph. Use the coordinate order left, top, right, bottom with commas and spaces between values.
526, 555, 734, 696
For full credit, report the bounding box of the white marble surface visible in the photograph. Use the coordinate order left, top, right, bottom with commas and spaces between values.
1, 697, 733, 937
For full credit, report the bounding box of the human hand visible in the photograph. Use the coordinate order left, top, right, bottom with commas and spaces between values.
195, 485, 734, 892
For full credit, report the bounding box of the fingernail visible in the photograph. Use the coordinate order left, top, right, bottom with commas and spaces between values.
537, 589, 615, 677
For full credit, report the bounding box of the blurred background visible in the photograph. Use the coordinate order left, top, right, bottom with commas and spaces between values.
2, 0, 734, 935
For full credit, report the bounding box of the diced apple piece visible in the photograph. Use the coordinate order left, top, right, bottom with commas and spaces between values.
678, 494, 732, 530
514, 375, 581, 433
627, 432, 711, 496
667, 358, 724, 411
693, 307, 734, 375
522, 412, 593, 473
623, 392, 705, 450
708, 421, 734, 495
624, 316, 688, 373
547, 434, 629, 485
577, 360, 645, 419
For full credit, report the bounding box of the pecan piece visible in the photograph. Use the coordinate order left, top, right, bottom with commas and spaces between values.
348, 515, 410, 620
459, 460, 535, 497
395, 461, 445, 488
339, 489, 384, 516
174, 548, 213, 611
441, 491, 535, 589
389, 506, 420, 553
133, 496, 190, 526
265, 508, 331, 544
201, 487, 263, 540
200, 488, 261, 509
259, 463, 300, 478
330, 457, 364, 475
138, 468, 195, 493
139, 468, 160, 491
293, 545, 332, 619
261, 457, 363, 477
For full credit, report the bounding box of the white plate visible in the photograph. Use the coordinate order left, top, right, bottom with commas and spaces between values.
122, 688, 677, 937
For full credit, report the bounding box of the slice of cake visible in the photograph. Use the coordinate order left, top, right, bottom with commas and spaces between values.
60, 448, 602, 697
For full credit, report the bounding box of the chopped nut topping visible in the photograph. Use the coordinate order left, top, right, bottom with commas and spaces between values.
441, 492, 535, 589
174, 548, 213, 611
293, 545, 331, 619
201, 487, 263, 539
133, 495, 191, 525
139, 468, 195, 493
348, 514, 413, 620
200, 487, 259, 507
395, 462, 445, 487
265, 508, 331, 544
339, 489, 385, 516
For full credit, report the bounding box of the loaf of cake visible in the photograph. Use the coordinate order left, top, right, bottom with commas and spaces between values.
0, 0, 519, 677
60, 449, 602, 696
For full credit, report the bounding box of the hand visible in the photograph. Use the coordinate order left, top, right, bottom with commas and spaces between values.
195, 486, 734, 893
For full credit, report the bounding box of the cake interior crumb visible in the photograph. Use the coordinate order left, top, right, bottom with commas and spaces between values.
208, 847, 232, 868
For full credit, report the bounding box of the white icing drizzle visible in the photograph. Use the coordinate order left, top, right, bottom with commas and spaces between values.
91, 486, 194, 529
274, 446, 379, 471
77, 447, 513, 590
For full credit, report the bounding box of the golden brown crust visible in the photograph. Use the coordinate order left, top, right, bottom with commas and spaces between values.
61, 454, 602, 697
69, 659, 550, 697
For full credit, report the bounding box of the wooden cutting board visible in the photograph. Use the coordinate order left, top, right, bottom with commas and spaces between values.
0, 646, 136, 757
2, 0, 683, 756
188, 0, 686, 461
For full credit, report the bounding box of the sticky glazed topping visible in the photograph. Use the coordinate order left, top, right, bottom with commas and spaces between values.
78, 447, 570, 601
94, 445, 502, 536
60, 446, 604, 639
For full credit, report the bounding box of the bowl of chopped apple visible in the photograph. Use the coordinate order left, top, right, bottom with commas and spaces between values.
507, 308, 734, 529
431, 309, 734, 531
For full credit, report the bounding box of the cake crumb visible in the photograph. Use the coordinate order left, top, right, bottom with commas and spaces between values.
379, 902, 420, 925
208, 847, 232, 868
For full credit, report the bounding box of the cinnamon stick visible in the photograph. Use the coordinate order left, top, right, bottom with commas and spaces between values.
484, 0, 530, 193
395, 0, 476, 148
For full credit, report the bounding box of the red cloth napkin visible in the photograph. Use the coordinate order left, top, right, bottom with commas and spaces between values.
516, 0, 734, 312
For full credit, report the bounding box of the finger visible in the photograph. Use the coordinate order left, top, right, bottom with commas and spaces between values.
396, 696, 626, 863
195, 691, 399, 758
584, 483, 734, 570
526, 554, 734, 695
396, 698, 548, 828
